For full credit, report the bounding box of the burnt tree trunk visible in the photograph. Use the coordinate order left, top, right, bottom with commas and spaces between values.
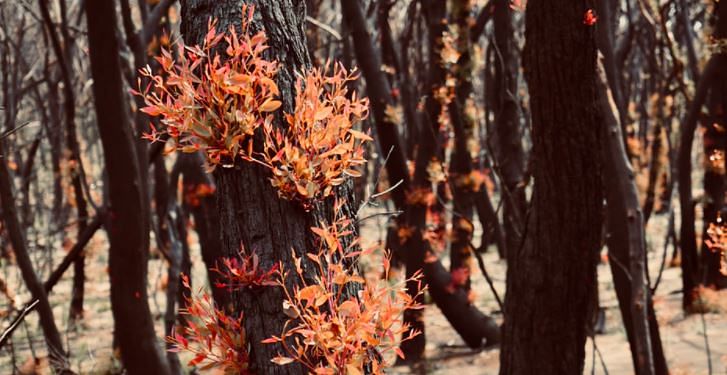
38, 0, 90, 321
449, 0, 477, 294
474, 185, 507, 258
342, 0, 500, 360
500, 0, 603, 373
180, 1, 359, 372
174, 153, 231, 311
700, 0, 727, 288
153, 157, 184, 373
85, 1, 171, 373
677, 45, 725, 308
0, 131, 70, 374
597, 57, 665, 375
493, 0, 526, 258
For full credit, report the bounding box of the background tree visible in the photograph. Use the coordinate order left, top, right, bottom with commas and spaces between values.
0, 126, 70, 373
678, 0, 727, 309
598, 55, 665, 375
84, 0, 170, 373
493, 0, 526, 258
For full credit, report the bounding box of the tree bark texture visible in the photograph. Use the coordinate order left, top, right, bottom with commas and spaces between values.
180, 1, 359, 372
500, 0, 604, 373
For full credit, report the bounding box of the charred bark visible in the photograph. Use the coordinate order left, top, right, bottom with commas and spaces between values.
449, 0, 477, 293
84, 0, 170, 372
180, 1, 359, 372
700, 0, 727, 288
500, 0, 603, 373
677, 56, 723, 309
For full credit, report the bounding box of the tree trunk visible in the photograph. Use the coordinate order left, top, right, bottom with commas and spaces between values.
38, 0, 91, 322
0, 132, 70, 374
500, 0, 603, 373
342, 0, 500, 360
597, 56, 663, 375
493, 0, 526, 258
180, 1, 359, 372
84, 1, 171, 373
677, 56, 723, 309
175, 153, 231, 311
700, 0, 727, 288
153, 157, 184, 373
642, 119, 665, 225
594, 0, 628, 136
449, 0, 477, 294
474, 186, 507, 258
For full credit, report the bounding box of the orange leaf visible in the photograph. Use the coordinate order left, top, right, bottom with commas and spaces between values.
270, 356, 295, 365
188, 353, 207, 366
348, 129, 373, 141
259, 99, 282, 112
140, 106, 162, 116
314, 106, 333, 121
298, 285, 320, 302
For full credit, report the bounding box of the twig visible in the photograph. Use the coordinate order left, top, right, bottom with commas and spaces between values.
369, 179, 403, 201
593, 336, 610, 375
0, 121, 32, 140
473, 245, 503, 312
650, 210, 674, 294
0, 211, 104, 350
591, 335, 596, 375
0, 300, 39, 348
305, 16, 342, 41
356, 210, 403, 224
357, 147, 400, 216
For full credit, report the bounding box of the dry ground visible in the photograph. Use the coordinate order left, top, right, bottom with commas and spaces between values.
0, 209, 726, 374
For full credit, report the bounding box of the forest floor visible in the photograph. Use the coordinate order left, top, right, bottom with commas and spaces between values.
0, 208, 726, 374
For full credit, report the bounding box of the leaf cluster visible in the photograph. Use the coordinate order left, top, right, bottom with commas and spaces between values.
265, 207, 424, 374
135, 6, 371, 209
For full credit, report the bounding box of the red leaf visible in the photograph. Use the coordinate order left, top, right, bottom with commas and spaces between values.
189, 353, 207, 366
583, 9, 598, 26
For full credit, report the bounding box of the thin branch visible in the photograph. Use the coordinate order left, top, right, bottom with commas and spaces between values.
356, 210, 403, 224
0, 120, 32, 139
305, 16, 342, 41
0, 300, 39, 349
650, 210, 674, 294
473, 245, 503, 312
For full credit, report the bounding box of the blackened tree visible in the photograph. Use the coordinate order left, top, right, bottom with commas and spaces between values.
84, 0, 170, 373
500, 0, 604, 373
